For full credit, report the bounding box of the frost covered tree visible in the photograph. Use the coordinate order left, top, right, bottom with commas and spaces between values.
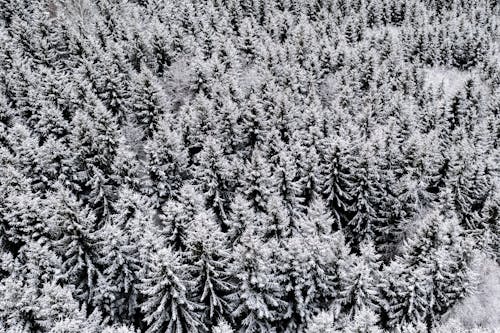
229, 231, 287, 332
139, 247, 204, 333
278, 232, 350, 331
192, 137, 236, 225
185, 212, 235, 327
213, 319, 235, 333
129, 66, 168, 139
300, 197, 335, 237
380, 212, 478, 330
238, 147, 276, 213
48, 186, 103, 307
143, 117, 189, 207
65, 102, 120, 223
226, 194, 256, 245
94, 224, 142, 324
338, 240, 382, 318
346, 144, 384, 248
320, 136, 354, 229
159, 184, 207, 251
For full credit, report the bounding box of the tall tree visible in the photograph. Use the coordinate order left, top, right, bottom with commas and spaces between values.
143, 117, 189, 207
139, 247, 204, 333
185, 211, 235, 327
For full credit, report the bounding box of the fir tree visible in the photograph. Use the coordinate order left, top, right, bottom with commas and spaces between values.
129, 66, 168, 139
192, 137, 236, 225
48, 186, 103, 307
185, 212, 235, 327
143, 117, 189, 207
94, 224, 141, 324
65, 101, 120, 223
229, 231, 287, 332
159, 184, 207, 251
139, 247, 204, 333
338, 240, 382, 318
320, 136, 354, 228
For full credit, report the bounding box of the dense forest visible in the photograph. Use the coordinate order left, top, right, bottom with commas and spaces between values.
0, 0, 499, 332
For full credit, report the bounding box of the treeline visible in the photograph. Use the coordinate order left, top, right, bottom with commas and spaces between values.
0, 0, 498, 332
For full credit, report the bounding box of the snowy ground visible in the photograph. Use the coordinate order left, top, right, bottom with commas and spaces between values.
438, 257, 500, 332
423, 67, 473, 97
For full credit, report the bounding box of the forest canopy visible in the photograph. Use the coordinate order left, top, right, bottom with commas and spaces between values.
0, 0, 499, 332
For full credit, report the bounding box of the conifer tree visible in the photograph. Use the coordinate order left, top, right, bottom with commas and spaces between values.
159, 184, 207, 251
380, 212, 478, 330
338, 240, 382, 318
320, 136, 354, 228
95, 52, 131, 124
226, 194, 256, 245
213, 319, 235, 333
185, 212, 235, 327
65, 101, 120, 223
343, 307, 383, 333
300, 197, 335, 237
305, 310, 335, 333
48, 186, 103, 307
192, 137, 236, 225
139, 247, 204, 333
278, 232, 350, 332
229, 231, 287, 332
94, 224, 141, 324
271, 149, 304, 225
238, 147, 276, 213
346, 144, 384, 247
129, 66, 168, 139
143, 117, 189, 207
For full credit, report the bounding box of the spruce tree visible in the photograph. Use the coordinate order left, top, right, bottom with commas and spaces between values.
94, 224, 141, 324
338, 240, 382, 318
48, 186, 103, 307
229, 231, 287, 332
143, 117, 189, 207
185, 212, 235, 327
139, 247, 204, 333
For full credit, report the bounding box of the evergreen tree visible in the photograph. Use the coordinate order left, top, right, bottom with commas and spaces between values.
229, 231, 287, 332
238, 147, 276, 213
129, 66, 168, 139
320, 136, 354, 228
271, 149, 304, 226
338, 240, 382, 318
444, 138, 494, 230
95, 52, 131, 124
226, 194, 256, 245
300, 197, 335, 237
346, 144, 384, 248
192, 137, 236, 225
0, 185, 49, 253
94, 224, 141, 324
139, 247, 204, 333
159, 184, 207, 251
278, 232, 350, 332
185, 212, 235, 327
65, 101, 120, 223
213, 319, 235, 333
48, 186, 102, 307
143, 117, 189, 207
343, 307, 383, 333
305, 311, 335, 333
380, 212, 478, 330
